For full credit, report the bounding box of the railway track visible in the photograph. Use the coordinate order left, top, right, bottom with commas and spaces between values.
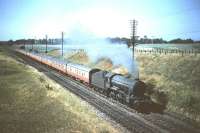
10, 49, 200, 133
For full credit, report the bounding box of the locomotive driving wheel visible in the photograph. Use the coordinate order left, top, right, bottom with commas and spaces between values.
116, 93, 124, 103
109, 91, 116, 100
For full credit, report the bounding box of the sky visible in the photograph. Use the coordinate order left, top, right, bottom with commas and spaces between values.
0, 0, 200, 41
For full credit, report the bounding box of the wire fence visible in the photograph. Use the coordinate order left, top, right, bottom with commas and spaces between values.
135, 48, 200, 56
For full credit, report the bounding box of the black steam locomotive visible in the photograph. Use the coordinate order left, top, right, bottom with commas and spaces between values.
90, 70, 150, 108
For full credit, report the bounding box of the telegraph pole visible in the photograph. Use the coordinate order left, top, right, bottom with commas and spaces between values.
130, 19, 137, 59
45, 35, 48, 53
61, 32, 64, 57
34, 36, 36, 52
32, 39, 33, 51
24, 39, 26, 50
151, 36, 154, 44
130, 19, 139, 80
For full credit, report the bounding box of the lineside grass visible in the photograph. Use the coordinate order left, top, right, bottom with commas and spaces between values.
0, 46, 120, 133
136, 53, 200, 125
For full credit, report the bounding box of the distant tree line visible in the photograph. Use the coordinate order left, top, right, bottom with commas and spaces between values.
168, 38, 194, 44
1, 36, 200, 46
107, 36, 167, 47
137, 36, 167, 44
106, 37, 130, 44
107, 36, 200, 47
14, 39, 62, 45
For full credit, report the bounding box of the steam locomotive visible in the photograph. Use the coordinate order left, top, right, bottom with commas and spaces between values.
17, 49, 150, 110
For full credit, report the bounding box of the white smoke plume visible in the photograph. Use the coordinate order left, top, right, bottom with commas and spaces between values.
64, 26, 139, 79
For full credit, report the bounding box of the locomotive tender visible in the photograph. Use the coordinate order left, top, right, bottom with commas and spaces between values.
17, 49, 149, 108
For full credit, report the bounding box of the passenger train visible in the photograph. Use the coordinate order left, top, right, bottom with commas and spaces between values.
16, 49, 151, 111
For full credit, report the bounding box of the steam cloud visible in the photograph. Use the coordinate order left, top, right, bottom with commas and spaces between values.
63, 26, 139, 79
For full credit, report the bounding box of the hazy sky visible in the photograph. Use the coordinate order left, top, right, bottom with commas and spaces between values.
0, 0, 200, 41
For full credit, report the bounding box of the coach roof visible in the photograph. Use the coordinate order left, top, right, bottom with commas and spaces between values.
67, 63, 92, 72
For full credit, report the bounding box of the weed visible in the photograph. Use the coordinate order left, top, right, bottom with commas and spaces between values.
45, 84, 53, 91
39, 76, 45, 83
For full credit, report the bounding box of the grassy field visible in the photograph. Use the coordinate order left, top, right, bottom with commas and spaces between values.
136, 53, 200, 125
0, 46, 121, 133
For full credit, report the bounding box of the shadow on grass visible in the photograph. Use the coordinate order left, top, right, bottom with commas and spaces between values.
134, 100, 166, 114
134, 82, 168, 114
146, 102, 166, 114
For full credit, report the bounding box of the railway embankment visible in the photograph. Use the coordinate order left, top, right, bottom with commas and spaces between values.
0, 46, 121, 133
136, 53, 200, 126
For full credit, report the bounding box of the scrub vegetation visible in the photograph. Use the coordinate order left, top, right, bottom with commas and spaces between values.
0, 46, 120, 133
136, 53, 200, 125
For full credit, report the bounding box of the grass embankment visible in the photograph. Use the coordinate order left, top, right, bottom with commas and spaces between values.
46, 48, 61, 57
136, 53, 200, 125
0, 46, 120, 133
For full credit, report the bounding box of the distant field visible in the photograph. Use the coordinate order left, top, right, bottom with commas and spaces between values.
0, 46, 120, 133
136, 53, 200, 125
